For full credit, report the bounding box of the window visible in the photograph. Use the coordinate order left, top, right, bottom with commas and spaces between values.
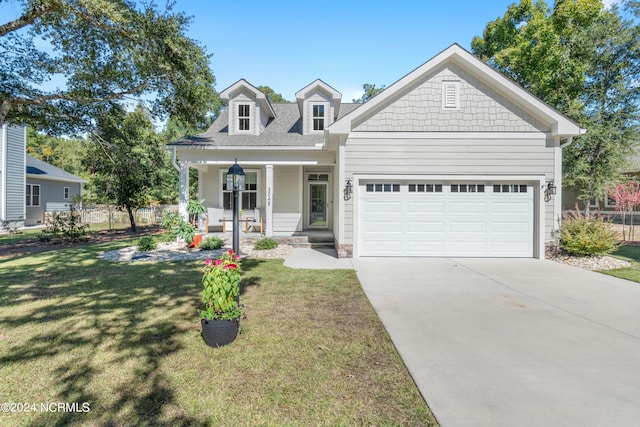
64, 187, 70, 199
408, 184, 443, 193
238, 104, 250, 131
308, 173, 329, 181
493, 184, 528, 193
365, 183, 400, 193
26, 184, 40, 206
451, 184, 484, 193
442, 81, 460, 110
312, 105, 325, 131
222, 171, 258, 210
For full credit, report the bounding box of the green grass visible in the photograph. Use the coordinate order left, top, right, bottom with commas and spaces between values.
601, 245, 640, 283
0, 241, 436, 426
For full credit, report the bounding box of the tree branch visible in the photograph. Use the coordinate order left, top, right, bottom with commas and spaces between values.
0, 1, 61, 37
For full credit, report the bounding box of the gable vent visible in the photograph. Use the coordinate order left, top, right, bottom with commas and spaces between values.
442, 81, 460, 110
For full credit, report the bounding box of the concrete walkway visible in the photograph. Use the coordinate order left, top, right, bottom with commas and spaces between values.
352, 257, 640, 427
283, 248, 354, 269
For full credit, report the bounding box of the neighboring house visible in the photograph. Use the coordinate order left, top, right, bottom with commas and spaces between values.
26, 154, 86, 226
169, 44, 584, 258
1, 124, 26, 227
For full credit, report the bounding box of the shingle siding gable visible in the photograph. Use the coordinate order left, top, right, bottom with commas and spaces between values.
353, 64, 549, 133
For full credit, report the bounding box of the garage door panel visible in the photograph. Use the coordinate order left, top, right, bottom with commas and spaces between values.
407, 201, 445, 213
407, 221, 445, 232
492, 222, 530, 233
449, 202, 487, 213
359, 181, 534, 257
492, 202, 531, 213
362, 201, 402, 214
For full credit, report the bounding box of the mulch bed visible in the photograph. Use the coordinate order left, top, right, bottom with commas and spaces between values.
0, 225, 163, 260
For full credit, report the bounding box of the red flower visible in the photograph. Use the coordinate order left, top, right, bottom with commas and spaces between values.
205, 258, 213, 267
228, 249, 234, 255
215, 259, 223, 266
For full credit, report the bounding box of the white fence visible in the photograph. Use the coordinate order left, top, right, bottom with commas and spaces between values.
80, 205, 178, 224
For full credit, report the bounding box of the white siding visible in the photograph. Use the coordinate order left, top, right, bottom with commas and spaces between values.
273, 166, 302, 232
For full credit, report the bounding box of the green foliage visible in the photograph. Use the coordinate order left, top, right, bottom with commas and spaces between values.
0, 0, 219, 132
257, 86, 289, 103
83, 105, 166, 232
200, 251, 242, 320
472, 0, 640, 206
159, 212, 194, 244
254, 237, 278, 250
352, 83, 386, 103
199, 236, 225, 251
558, 210, 620, 256
26, 128, 89, 178
43, 203, 89, 242
136, 236, 158, 252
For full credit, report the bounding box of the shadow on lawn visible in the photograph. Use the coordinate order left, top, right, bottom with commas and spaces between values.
0, 243, 264, 426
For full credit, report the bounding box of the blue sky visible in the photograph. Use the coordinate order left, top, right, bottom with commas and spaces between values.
176, 0, 522, 102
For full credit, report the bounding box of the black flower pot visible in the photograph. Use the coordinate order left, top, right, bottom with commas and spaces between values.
201, 318, 239, 347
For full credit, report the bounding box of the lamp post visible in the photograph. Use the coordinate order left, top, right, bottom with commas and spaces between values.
227, 159, 245, 254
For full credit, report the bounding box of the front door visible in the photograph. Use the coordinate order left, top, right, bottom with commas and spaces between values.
308, 182, 328, 228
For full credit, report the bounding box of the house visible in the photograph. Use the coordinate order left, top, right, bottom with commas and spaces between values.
168, 44, 584, 258
1, 124, 26, 227
25, 154, 86, 226
1, 123, 86, 227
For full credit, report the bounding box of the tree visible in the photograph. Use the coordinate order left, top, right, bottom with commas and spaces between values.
608, 182, 640, 241
471, 0, 640, 207
352, 83, 386, 104
27, 127, 88, 177
0, 0, 219, 133
257, 86, 289, 103
83, 104, 166, 232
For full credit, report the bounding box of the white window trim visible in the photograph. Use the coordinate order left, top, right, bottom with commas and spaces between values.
237, 103, 251, 132
442, 81, 460, 110
312, 104, 325, 132
219, 169, 260, 210
26, 184, 41, 207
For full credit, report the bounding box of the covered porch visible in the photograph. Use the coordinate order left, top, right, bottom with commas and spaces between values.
173, 152, 338, 238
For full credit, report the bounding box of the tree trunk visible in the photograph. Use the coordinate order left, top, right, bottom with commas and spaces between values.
126, 206, 137, 232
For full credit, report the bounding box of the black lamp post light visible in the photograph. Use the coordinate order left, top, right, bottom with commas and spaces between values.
227, 159, 245, 254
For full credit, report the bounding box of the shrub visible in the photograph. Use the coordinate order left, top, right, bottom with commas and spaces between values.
558, 210, 620, 256
43, 204, 88, 242
199, 236, 224, 250
137, 236, 158, 252
254, 237, 278, 250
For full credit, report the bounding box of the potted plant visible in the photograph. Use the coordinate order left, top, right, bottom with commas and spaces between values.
199, 250, 242, 347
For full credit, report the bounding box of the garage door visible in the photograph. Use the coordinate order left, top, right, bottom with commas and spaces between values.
358, 181, 534, 257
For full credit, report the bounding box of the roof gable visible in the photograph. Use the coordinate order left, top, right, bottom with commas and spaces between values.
295, 79, 342, 119
329, 44, 584, 139
220, 79, 276, 119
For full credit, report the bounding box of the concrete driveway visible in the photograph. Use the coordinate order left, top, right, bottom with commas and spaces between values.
353, 258, 640, 427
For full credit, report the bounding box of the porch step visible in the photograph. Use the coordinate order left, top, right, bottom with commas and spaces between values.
276, 235, 335, 250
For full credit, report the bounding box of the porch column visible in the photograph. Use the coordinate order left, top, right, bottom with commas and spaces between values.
265, 164, 273, 236
178, 161, 189, 221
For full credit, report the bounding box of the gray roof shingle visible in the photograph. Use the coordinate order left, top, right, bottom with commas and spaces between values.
169, 103, 361, 147
26, 155, 86, 183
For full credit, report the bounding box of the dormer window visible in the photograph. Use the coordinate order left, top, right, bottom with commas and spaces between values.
313, 104, 325, 131
238, 104, 250, 131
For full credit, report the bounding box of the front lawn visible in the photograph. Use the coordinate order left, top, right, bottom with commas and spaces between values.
601, 244, 640, 283
0, 241, 436, 426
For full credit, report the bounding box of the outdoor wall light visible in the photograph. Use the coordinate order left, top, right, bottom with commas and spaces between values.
544, 181, 557, 202
344, 179, 353, 201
